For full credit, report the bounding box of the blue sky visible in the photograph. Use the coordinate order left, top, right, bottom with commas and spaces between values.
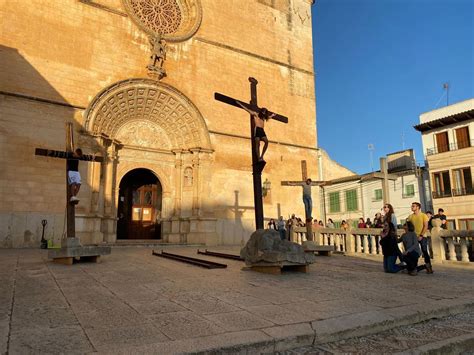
312, 0, 473, 174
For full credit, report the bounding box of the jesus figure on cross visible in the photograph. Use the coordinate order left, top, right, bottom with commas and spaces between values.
237, 102, 276, 162
286, 178, 314, 220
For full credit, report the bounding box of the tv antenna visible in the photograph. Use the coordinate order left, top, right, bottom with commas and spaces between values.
368, 144, 375, 172
443, 82, 449, 106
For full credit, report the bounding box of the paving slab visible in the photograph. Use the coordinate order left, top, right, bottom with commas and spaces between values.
0, 247, 473, 354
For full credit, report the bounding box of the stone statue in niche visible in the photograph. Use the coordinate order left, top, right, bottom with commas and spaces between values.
184, 167, 193, 187
147, 34, 167, 80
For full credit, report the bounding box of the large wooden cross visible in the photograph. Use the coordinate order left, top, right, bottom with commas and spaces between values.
215, 77, 288, 230
35, 123, 103, 239
281, 160, 324, 241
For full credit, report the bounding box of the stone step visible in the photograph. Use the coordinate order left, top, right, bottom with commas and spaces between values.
112, 240, 205, 248
171, 299, 474, 354
286, 309, 474, 354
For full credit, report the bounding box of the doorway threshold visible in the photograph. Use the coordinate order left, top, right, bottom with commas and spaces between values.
112, 240, 205, 248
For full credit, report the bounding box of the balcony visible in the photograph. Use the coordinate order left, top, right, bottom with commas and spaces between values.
426, 139, 473, 156
432, 190, 452, 199
433, 188, 474, 199
452, 187, 474, 197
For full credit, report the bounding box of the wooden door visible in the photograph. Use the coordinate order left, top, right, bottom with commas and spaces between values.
129, 184, 159, 239
435, 132, 449, 153
455, 127, 470, 149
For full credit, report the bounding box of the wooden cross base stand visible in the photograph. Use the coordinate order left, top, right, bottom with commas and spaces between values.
243, 262, 309, 275
53, 255, 101, 265
49, 238, 111, 266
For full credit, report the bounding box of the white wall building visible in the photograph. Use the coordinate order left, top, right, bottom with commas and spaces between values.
321, 150, 431, 227
414, 98, 474, 230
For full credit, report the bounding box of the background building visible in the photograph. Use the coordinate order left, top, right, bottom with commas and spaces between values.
322, 149, 431, 227
415, 98, 474, 230
0, 0, 352, 247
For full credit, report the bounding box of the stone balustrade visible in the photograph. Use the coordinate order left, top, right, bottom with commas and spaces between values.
290, 223, 473, 265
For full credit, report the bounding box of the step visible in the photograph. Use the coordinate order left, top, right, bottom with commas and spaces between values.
145, 298, 474, 354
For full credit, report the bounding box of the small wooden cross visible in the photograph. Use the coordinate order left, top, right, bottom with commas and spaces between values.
215, 77, 288, 230
281, 161, 324, 187
35, 123, 103, 239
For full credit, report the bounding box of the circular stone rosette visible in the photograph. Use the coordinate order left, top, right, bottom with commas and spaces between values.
122, 0, 202, 42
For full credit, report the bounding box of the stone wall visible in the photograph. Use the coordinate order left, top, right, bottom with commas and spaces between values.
0, 0, 353, 247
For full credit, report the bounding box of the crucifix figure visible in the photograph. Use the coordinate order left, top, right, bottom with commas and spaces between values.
215, 77, 288, 230
281, 160, 324, 241
35, 123, 103, 239
237, 102, 275, 162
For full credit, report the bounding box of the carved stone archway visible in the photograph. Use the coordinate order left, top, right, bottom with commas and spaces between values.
83, 78, 213, 244
84, 78, 211, 150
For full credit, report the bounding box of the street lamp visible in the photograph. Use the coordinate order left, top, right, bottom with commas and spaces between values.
262, 178, 271, 197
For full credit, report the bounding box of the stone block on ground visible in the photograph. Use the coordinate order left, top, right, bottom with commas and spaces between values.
48, 238, 111, 264
240, 229, 315, 266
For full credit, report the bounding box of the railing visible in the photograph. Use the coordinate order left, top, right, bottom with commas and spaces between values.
452, 187, 474, 197
290, 225, 473, 265
434, 228, 474, 263
432, 190, 452, 199
426, 139, 473, 156
433, 188, 474, 199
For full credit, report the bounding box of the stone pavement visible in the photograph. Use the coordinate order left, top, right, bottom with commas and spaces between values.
0, 246, 473, 354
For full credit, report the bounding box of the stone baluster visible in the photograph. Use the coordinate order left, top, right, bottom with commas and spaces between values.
460, 238, 469, 262
290, 227, 295, 243
356, 234, 362, 253
363, 235, 369, 254
370, 235, 377, 255
335, 234, 340, 251
447, 237, 457, 261
313, 229, 320, 245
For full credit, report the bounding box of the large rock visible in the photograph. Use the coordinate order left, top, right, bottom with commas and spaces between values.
240, 229, 315, 266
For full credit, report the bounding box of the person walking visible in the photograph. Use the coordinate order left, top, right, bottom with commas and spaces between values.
407, 202, 433, 274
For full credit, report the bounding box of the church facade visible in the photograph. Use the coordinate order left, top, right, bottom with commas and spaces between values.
0, 0, 352, 247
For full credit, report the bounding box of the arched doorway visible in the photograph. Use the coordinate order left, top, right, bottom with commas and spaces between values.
117, 168, 162, 239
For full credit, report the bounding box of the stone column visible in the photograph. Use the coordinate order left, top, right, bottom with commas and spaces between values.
172, 150, 183, 217
102, 140, 122, 243
190, 148, 202, 216
430, 220, 446, 263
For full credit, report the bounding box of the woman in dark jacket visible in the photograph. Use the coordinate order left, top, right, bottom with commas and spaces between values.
379, 222, 403, 273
